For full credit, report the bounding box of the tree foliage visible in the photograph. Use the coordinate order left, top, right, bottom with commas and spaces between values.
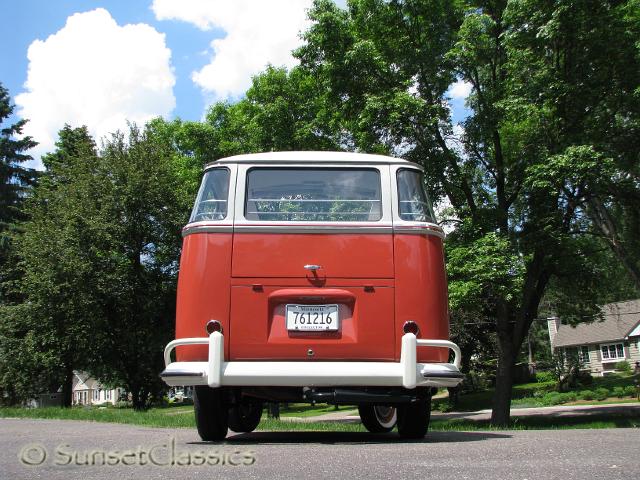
297, 0, 640, 424
0, 83, 37, 291
1, 124, 189, 408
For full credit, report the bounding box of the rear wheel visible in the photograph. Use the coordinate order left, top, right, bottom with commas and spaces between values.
358, 405, 397, 433
396, 396, 431, 439
193, 386, 228, 441
228, 401, 263, 433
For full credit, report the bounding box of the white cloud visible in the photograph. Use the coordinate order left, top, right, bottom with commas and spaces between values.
152, 0, 312, 100
16, 8, 175, 163
449, 79, 472, 99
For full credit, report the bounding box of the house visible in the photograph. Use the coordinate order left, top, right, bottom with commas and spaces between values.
547, 299, 640, 376
72, 371, 123, 406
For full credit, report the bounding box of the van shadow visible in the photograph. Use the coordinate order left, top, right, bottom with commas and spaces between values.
188, 430, 511, 446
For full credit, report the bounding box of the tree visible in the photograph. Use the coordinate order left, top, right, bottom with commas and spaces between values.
156, 65, 346, 168
0, 83, 36, 294
1, 126, 100, 405
504, 0, 640, 289
296, 0, 640, 424
1, 123, 189, 408
84, 124, 188, 409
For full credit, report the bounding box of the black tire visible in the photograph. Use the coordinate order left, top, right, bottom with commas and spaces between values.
397, 396, 431, 439
358, 405, 397, 433
228, 401, 263, 433
193, 386, 229, 441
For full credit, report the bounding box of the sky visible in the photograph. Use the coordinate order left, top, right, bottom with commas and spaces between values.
1, 0, 470, 167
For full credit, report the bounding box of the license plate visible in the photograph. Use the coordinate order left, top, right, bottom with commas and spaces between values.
286, 304, 339, 331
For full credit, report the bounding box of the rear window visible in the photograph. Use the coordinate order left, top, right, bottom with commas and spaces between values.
245, 168, 382, 222
397, 169, 435, 222
190, 168, 230, 222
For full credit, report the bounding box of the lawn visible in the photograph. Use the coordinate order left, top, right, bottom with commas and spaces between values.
433, 373, 639, 411
2, 406, 638, 432
279, 404, 356, 418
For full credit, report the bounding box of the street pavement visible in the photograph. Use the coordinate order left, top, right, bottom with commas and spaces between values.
1, 418, 638, 480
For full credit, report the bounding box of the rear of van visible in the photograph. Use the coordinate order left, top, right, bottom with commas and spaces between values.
161, 152, 462, 440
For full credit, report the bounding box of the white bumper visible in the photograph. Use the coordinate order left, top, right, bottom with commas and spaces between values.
160, 332, 463, 389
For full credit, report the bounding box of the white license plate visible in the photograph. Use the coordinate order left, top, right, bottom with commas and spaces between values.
286, 304, 339, 331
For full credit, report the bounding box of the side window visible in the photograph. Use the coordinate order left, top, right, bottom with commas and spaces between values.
397, 169, 436, 223
245, 168, 382, 222
190, 168, 230, 222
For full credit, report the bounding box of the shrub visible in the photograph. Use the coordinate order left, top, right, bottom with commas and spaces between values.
563, 392, 577, 402
623, 385, 637, 397
615, 361, 631, 373
579, 390, 595, 400
613, 386, 626, 398
542, 392, 566, 406
594, 387, 610, 401
535, 371, 556, 383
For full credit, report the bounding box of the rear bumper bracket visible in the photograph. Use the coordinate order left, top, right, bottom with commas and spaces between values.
160, 332, 463, 389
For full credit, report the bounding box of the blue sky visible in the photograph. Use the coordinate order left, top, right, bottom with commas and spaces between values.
1, 0, 469, 164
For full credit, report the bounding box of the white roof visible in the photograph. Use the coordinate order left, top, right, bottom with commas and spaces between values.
208, 151, 420, 167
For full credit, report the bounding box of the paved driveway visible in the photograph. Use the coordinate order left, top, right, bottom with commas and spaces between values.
2, 418, 638, 480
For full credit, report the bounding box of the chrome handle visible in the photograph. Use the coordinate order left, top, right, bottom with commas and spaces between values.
304, 264, 322, 271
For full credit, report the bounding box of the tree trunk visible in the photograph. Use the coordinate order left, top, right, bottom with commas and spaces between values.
61, 365, 74, 407
491, 341, 515, 426
131, 386, 148, 411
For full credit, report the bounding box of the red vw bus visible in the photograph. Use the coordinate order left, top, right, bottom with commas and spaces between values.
161, 152, 462, 440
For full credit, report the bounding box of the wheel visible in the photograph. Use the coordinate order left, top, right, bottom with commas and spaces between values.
193, 386, 229, 441
396, 395, 431, 439
228, 401, 263, 433
358, 405, 397, 433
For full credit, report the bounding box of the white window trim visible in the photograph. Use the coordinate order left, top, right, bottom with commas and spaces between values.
600, 342, 625, 363
579, 346, 590, 364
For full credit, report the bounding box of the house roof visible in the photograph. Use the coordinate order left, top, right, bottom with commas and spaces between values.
553, 299, 640, 348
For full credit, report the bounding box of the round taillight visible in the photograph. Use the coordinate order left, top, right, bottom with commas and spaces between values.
403, 321, 420, 336
206, 320, 223, 334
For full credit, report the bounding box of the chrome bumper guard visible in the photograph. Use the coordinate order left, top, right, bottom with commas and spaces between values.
160, 332, 463, 389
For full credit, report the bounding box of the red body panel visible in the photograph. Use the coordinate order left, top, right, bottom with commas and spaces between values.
232, 233, 394, 278
174, 231, 450, 364
394, 234, 450, 363
229, 285, 395, 360
175, 233, 232, 362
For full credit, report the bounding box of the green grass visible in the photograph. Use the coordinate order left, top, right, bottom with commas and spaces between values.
0, 406, 197, 428
2, 405, 638, 432
433, 373, 639, 412
279, 404, 356, 417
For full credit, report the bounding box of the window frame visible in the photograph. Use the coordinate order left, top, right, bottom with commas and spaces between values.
242, 166, 384, 223
234, 164, 393, 228
579, 345, 590, 364
396, 167, 437, 223
189, 166, 232, 224
600, 342, 625, 363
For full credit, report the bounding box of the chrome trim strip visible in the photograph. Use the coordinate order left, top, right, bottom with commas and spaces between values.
159, 370, 205, 378
182, 223, 445, 237
393, 225, 445, 239
234, 225, 394, 234
182, 225, 233, 236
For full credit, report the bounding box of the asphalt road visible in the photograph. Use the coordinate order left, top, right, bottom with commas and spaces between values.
2, 418, 638, 480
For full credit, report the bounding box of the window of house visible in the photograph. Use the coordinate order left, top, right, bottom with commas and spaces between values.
579, 346, 590, 364
600, 343, 625, 361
